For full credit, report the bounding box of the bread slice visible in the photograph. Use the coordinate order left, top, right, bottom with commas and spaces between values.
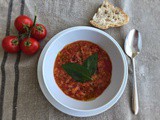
90, 0, 129, 30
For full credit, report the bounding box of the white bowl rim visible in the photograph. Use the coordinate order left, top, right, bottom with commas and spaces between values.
42, 26, 128, 112
37, 29, 128, 117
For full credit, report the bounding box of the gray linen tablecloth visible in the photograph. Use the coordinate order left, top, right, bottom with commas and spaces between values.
0, 0, 160, 120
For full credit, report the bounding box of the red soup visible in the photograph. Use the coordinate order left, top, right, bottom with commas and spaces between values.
54, 41, 112, 101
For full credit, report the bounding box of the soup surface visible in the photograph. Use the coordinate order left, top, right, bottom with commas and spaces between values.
54, 41, 112, 101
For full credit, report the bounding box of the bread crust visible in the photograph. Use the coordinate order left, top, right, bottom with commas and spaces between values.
90, 0, 129, 30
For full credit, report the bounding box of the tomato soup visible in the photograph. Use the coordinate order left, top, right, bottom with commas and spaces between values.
54, 41, 112, 101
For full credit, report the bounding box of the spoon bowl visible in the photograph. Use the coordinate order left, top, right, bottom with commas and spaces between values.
124, 29, 142, 58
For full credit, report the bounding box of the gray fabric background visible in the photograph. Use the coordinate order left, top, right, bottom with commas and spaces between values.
0, 0, 160, 120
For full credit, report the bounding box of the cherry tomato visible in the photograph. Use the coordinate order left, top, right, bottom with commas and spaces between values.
20, 38, 40, 55
31, 24, 47, 40
2, 36, 20, 53
14, 15, 33, 33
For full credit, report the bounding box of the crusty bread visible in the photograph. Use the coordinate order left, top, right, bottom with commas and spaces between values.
90, 0, 129, 30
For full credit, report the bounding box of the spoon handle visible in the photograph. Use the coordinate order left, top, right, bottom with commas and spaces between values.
132, 58, 139, 115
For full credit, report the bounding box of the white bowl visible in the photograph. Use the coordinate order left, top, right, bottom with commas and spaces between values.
42, 26, 128, 112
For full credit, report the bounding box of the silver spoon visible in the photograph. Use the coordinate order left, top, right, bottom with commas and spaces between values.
124, 29, 142, 115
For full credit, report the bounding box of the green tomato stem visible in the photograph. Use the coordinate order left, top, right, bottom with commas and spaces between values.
28, 6, 37, 38
12, 39, 19, 46
24, 40, 31, 47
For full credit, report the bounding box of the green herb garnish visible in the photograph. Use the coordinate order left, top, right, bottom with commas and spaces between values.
83, 53, 98, 75
62, 53, 98, 83
62, 63, 92, 83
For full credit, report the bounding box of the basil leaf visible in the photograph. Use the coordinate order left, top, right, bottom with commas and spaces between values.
83, 53, 98, 75
62, 63, 92, 83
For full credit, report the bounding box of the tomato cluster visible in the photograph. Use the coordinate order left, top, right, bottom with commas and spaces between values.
2, 15, 47, 55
